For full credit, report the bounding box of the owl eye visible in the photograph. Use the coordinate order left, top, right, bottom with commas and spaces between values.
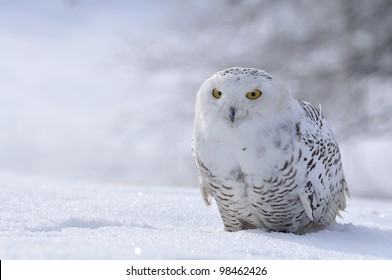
246, 89, 262, 100
212, 88, 222, 99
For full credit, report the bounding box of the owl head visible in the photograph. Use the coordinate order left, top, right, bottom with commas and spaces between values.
195, 67, 292, 125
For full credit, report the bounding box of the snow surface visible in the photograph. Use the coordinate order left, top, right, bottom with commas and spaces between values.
1, 171, 391, 260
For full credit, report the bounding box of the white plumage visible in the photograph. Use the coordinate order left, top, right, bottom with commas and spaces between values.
192, 67, 349, 234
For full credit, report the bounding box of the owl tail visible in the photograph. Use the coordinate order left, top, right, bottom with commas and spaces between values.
299, 193, 314, 221
200, 183, 213, 206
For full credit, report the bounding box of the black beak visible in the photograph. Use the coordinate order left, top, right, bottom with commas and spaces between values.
229, 106, 236, 123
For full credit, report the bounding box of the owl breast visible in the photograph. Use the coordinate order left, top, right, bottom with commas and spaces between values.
194, 116, 312, 233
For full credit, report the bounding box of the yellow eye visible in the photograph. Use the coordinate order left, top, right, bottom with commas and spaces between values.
212, 88, 222, 99
246, 89, 262, 100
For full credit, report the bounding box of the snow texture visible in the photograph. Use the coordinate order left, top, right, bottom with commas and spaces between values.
1, 172, 391, 260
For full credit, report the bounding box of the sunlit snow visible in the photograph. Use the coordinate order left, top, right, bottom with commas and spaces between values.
1, 172, 391, 259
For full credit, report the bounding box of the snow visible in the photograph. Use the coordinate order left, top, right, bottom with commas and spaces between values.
1, 171, 391, 260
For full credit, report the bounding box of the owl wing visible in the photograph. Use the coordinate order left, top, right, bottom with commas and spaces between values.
297, 100, 349, 226
192, 146, 213, 206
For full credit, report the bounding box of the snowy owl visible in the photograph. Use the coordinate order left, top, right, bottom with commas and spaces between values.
192, 67, 349, 234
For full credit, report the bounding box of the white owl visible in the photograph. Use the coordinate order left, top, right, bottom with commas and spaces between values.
192, 67, 349, 234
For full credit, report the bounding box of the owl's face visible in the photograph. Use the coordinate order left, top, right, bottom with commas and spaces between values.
195, 67, 292, 126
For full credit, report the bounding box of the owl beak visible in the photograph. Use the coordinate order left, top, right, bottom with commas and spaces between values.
229, 106, 236, 123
